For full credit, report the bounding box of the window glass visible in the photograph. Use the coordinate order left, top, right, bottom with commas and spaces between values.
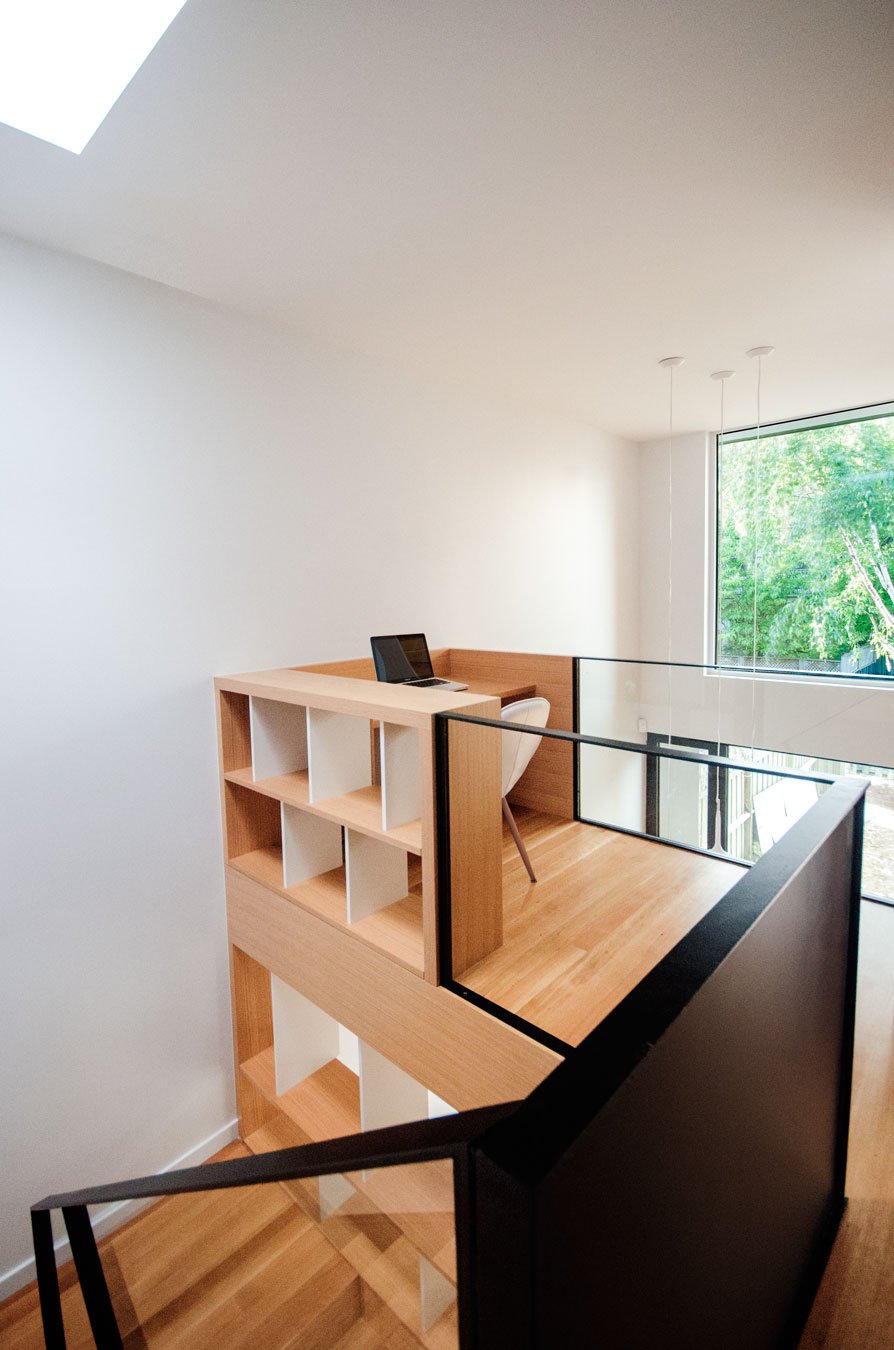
717, 407, 894, 677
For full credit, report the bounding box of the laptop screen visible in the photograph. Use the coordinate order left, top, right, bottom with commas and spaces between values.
370, 634, 435, 682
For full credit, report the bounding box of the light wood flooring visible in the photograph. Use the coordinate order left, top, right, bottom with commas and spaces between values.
459, 808, 746, 1045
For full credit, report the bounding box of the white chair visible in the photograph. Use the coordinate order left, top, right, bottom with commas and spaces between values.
500, 697, 551, 883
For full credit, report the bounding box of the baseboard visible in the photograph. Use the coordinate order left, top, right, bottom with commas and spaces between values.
0, 1117, 239, 1303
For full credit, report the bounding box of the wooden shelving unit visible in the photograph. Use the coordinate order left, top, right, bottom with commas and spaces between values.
220, 686, 435, 972
216, 663, 564, 1346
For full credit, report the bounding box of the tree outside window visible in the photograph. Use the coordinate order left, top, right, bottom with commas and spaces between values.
717, 407, 894, 675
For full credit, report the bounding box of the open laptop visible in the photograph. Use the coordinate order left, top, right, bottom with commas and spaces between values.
370, 634, 467, 690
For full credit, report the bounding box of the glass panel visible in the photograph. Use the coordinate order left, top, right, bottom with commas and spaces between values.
447, 718, 749, 1048
578, 656, 894, 902
652, 740, 711, 851
55, 1159, 457, 1348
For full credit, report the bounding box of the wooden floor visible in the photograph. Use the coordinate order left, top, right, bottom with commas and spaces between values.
460, 808, 745, 1045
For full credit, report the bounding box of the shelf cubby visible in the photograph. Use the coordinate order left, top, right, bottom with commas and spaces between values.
224, 778, 282, 878
380, 723, 421, 831
224, 767, 422, 854
219, 690, 252, 773
282, 803, 343, 889
358, 1040, 429, 1131
237, 973, 459, 1337
346, 829, 408, 923
307, 707, 373, 803
249, 696, 308, 782
271, 975, 338, 1094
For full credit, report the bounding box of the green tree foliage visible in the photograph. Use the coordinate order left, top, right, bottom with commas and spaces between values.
718, 414, 894, 670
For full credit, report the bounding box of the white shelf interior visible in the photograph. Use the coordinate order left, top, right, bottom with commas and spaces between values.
307, 708, 373, 802
250, 697, 308, 781
268, 977, 457, 1332
281, 804, 343, 888
270, 978, 454, 1125
427, 1089, 457, 1120
345, 829, 408, 922
271, 975, 343, 1096
358, 1040, 429, 1132
380, 723, 421, 830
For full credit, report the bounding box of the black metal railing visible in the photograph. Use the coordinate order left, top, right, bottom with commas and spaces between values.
31, 1104, 516, 1349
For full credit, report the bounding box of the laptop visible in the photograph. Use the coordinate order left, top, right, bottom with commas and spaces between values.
370, 634, 468, 690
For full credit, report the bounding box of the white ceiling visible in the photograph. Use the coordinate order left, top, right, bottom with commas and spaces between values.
1, 0, 892, 440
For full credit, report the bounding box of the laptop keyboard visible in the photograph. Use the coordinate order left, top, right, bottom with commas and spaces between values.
410, 677, 446, 687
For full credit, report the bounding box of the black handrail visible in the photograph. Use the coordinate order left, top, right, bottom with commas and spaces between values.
31, 1103, 517, 1349
436, 710, 838, 785
32, 1103, 516, 1212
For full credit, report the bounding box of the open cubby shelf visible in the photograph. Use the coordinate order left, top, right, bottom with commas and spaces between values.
239, 1046, 457, 1284
224, 766, 423, 854
228, 848, 424, 974
241, 1049, 361, 1141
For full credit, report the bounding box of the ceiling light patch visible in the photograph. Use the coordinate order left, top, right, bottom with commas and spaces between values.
0, 0, 187, 154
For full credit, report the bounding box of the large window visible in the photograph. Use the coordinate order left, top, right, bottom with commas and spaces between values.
716, 402, 894, 677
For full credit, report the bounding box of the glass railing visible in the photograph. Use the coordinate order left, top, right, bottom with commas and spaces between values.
577, 655, 894, 902
435, 711, 836, 1050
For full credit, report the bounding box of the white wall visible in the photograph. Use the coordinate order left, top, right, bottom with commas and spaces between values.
635, 432, 894, 768
0, 233, 639, 1292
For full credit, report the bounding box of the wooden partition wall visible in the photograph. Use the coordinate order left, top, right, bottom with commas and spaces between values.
437, 650, 574, 820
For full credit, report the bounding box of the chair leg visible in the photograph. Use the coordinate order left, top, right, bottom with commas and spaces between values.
502, 798, 536, 883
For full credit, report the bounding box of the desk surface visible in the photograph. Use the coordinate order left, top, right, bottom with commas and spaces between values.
293, 654, 536, 706
450, 674, 536, 704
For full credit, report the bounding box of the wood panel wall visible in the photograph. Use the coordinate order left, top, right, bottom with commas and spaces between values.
443, 650, 575, 820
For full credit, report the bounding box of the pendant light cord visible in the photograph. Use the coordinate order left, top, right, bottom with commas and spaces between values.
714, 374, 726, 847
667, 365, 674, 745
750, 355, 762, 758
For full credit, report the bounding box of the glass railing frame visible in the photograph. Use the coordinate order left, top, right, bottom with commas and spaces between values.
433, 709, 840, 1054
574, 651, 894, 688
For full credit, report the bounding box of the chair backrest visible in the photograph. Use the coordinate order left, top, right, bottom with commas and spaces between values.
500, 697, 551, 797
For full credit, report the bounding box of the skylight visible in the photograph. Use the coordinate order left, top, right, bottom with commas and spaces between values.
0, 0, 188, 154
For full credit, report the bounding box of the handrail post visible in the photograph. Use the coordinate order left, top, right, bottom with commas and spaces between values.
62, 1206, 124, 1348
31, 1209, 66, 1349
452, 1145, 475, 1349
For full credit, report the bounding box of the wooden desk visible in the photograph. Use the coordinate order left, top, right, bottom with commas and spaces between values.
296, 646, 575, 818
450, 675, 536, 704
